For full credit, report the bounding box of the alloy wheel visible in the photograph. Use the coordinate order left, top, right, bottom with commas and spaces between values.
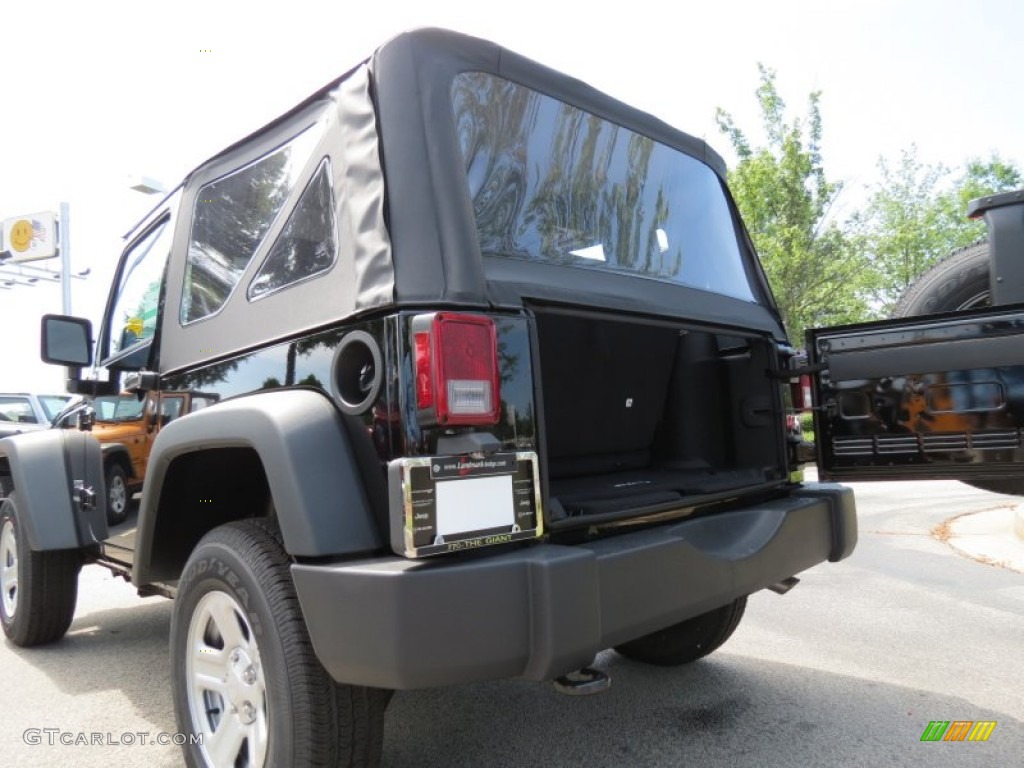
185, 590, 268, 767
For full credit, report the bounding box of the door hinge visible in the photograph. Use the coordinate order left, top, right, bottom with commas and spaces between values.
74, 480, 97, 511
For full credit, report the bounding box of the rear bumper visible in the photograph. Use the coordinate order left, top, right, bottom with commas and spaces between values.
292, 482, 856, 689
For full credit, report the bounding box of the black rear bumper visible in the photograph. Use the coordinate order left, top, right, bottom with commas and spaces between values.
292, 483, 856, 689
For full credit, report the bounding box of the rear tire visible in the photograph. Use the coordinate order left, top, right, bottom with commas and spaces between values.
614, 596, 747, 666
893, 242, 1024, 496
171, 519, 387, 767
0, 494, 80, 647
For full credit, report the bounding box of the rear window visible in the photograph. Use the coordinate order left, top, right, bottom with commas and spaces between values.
451, 72, 755, 301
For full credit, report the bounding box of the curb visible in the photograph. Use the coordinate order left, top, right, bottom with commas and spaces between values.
943, 506, 1024, 573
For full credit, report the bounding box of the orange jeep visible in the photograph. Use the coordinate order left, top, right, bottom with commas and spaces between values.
59, 391, 218, 524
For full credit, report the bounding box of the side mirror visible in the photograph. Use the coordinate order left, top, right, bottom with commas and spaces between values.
41, 314, 93, 367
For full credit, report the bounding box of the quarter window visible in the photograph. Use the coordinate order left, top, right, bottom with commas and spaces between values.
249, 159, 337, 299
181, 126, 320, 324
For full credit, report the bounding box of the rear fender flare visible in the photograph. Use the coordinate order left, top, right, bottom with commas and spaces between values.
133, 389, 383, 584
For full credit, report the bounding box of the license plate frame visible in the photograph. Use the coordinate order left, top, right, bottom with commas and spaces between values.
388, 451, 543, 557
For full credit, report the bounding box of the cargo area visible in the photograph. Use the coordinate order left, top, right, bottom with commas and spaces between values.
534, 309, 788, 524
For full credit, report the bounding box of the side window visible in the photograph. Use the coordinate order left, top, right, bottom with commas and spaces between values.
160, 396, 184, 423
189, 396, 217, 413
0, 397, 36, 424
107, 218, 173, 358
249, 159, 337, 299
181, 126, 320, 324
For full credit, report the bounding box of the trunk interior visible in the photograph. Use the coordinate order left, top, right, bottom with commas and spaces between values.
534, 309, 788, 525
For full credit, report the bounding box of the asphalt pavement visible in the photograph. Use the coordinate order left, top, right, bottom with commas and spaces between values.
1, 475, 1021, 767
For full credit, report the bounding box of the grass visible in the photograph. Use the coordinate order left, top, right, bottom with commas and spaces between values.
799, 411, 815, 443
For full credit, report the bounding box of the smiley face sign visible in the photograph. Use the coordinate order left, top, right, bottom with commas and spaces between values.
3, 211, 56, 261
8, 219, 33, 252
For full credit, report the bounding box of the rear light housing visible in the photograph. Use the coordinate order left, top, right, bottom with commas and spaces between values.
790, 373, 813, 412
412, 312, 501, 426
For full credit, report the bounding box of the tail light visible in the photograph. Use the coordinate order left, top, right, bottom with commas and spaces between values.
791, 373, 813, 411
413, 313, 500, 426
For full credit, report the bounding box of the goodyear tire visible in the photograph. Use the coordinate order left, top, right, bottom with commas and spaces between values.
0, 493, 80, 647
614, 596, 747, 666
893, 242, 1024, 496
171, 519, 387, 767
105, 463, 130, 525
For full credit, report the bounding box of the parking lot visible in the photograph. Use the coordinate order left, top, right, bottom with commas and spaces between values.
1, 474, 1021, 767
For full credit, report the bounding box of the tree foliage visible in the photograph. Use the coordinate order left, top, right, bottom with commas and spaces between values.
857, 149, 1022, 312
715, 65, 871, 342
717, 66, 1023, 328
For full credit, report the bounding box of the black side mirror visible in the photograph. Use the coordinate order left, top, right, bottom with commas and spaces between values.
41, 314, 93, 367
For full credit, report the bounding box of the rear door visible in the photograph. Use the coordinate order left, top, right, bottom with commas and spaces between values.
807, 305, 1024, 481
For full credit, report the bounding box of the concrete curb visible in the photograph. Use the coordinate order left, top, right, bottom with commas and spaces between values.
945, 506, 1024, 573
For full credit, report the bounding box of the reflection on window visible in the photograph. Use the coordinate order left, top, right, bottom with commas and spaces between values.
249, 159, 337, 299
109, 219, 172, 356
451, 72, 755, 301
182, 126, 320, 324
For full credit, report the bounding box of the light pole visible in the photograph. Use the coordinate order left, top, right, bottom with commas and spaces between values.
59, 201, 71, 314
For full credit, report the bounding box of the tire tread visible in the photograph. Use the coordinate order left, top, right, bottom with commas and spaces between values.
614, 596, 747, 667
172, 518, 388, 767
0, 495, 79, 647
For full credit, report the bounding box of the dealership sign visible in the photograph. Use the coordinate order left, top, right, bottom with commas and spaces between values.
2, 211, 57, 262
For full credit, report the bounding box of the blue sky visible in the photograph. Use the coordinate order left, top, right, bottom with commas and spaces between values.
2, 0, 1022, 392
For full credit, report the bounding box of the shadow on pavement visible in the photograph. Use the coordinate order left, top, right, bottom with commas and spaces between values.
382, 650, 1023, 768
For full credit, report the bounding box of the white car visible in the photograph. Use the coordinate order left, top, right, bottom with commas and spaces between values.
0, 393, 72, 439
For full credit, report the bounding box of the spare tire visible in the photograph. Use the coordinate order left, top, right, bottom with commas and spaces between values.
893, 241, 1023, 496
892, 241, 991, 317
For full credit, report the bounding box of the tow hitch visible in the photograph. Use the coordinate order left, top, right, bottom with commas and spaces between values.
767, 576, 800, 595
552, 667, 611, 696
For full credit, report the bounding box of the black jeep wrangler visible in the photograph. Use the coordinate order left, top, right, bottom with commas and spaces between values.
3, 28, 1022, 768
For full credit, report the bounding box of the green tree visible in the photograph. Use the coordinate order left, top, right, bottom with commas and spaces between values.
858, 149, 1022, 312
716, 65, 870, 341
933, 154, 1022, 247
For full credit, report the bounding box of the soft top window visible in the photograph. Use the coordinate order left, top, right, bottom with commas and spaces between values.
248, 158, 337, 299
182, 125, 321, 324
452, 72, 755, 302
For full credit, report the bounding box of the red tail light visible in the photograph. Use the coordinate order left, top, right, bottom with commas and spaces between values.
790, 373, 813, 411
413, 313, 500, 425
415, 332, 434, 409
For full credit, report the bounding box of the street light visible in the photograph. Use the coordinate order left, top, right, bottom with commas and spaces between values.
127, 175, 166, 196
